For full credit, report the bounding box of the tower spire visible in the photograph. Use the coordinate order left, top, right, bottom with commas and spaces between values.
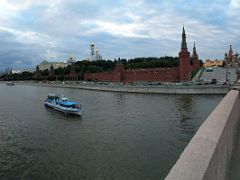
181, 25, 187, 49
192, 41, 198, 59
193, 41, 196, 53
229, 44, 233, 62
229, 44, 233, 54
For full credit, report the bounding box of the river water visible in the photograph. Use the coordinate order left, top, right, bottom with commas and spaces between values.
0, 84, 223, 179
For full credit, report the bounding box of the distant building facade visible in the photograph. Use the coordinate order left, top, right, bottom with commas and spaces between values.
38, 57, 76, 71
224, 45, 238, 65
204, 59, 224, 67
12, 70, 22, 74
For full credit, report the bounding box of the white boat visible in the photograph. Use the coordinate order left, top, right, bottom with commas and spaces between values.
44, 94, 82, 116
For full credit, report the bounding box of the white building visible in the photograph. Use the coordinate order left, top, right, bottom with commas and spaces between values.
12, 70, 22, 74
95, 48, 102, 61
88, 43, 102, 61
38, 57, 75, 71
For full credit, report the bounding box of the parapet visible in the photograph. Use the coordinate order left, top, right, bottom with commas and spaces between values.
165, 90, 240, 180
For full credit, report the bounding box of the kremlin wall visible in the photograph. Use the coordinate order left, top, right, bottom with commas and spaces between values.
84, 66, 180, 83
83, 27, 200, 82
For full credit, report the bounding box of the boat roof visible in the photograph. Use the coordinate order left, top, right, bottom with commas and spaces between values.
59, 101, 79, 105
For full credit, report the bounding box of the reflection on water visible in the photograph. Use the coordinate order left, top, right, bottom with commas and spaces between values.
0, 84, 223, 179
177, 95, 195, 136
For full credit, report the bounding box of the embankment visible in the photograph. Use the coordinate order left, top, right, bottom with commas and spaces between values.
13, 81, 229, 95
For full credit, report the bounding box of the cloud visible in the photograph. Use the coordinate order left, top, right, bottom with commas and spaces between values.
0, 26, 54, 46
92, 21, 149, 38
0, 0, 238, 70
230, 0, 240, 8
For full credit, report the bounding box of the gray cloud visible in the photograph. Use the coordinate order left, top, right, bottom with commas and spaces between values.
0, 0, 239, 70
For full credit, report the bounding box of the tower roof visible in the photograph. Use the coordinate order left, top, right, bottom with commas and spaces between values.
229, 44, 233, 53
192, 41, 198, 58
181, 26, 187, 49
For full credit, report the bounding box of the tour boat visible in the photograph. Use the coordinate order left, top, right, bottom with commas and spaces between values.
44, 94, 82, 116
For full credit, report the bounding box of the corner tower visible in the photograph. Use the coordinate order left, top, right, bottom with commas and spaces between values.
179, 26, 190, 81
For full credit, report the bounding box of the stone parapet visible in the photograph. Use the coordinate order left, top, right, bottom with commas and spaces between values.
165, 90, 240, 180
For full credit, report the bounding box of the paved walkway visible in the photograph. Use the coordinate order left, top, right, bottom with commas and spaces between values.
201, 67, 237, 84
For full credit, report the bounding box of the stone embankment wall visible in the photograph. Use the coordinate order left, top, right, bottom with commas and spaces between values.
18, 82, 229, 95
70, 84, 228, 95
165, 90, 240, 180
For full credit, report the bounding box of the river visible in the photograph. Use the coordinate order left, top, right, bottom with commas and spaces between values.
0, 84, 223, 179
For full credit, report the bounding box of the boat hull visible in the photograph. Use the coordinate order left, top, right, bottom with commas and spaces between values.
44, 101, 82, 116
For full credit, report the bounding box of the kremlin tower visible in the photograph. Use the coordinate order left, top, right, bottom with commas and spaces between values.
179, 26, 191, 81
179, 26, 200, 81
191, 42, 200, 69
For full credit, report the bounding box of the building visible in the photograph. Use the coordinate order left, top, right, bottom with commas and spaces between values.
88, 43, 102, 61
12, 69, 22, 74
178, 26, 201, 81
191, 42, 200, 69
224, 45, 238, 66
67, 56, 76, 64
95, 48, 102, 61
38, 60, 66, 71
204, 59, 224, 67
84, 26, 200, 82
89, 43, 95, 61
179, 26, 191, 81
37, 57, 75, 71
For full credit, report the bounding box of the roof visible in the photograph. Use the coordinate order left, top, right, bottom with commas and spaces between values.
59, 101, 79, 106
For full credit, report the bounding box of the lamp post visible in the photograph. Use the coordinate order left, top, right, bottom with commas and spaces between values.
225, 53, 228, 84
226, 64, 228, 83
228, 71, 231, 85
236, 53, 239, 81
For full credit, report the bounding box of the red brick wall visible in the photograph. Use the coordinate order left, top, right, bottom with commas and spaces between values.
179, 49, 191, 81
122, 68, 179, 82
84, 71, 121, 81
83, 67, 179, 82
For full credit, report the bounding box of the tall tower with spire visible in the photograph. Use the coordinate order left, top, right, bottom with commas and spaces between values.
191, 42, 200, 69
179, 26, 191, 81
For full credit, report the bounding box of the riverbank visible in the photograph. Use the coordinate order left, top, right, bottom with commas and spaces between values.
8, 81, 230, 95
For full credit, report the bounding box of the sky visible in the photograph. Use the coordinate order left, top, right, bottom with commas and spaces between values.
0, 0, 239, 70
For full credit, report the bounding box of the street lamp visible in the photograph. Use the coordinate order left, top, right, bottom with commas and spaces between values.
236, 53, 239, 81
225, 52, 229, 84
225, 66, 228, 83
228, 71, 231, 85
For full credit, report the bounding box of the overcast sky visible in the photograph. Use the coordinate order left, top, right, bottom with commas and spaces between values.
0, 0, 239, 70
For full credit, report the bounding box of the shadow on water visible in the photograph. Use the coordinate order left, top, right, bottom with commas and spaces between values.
44, 106, 82, 121
176, 95, 195, 136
